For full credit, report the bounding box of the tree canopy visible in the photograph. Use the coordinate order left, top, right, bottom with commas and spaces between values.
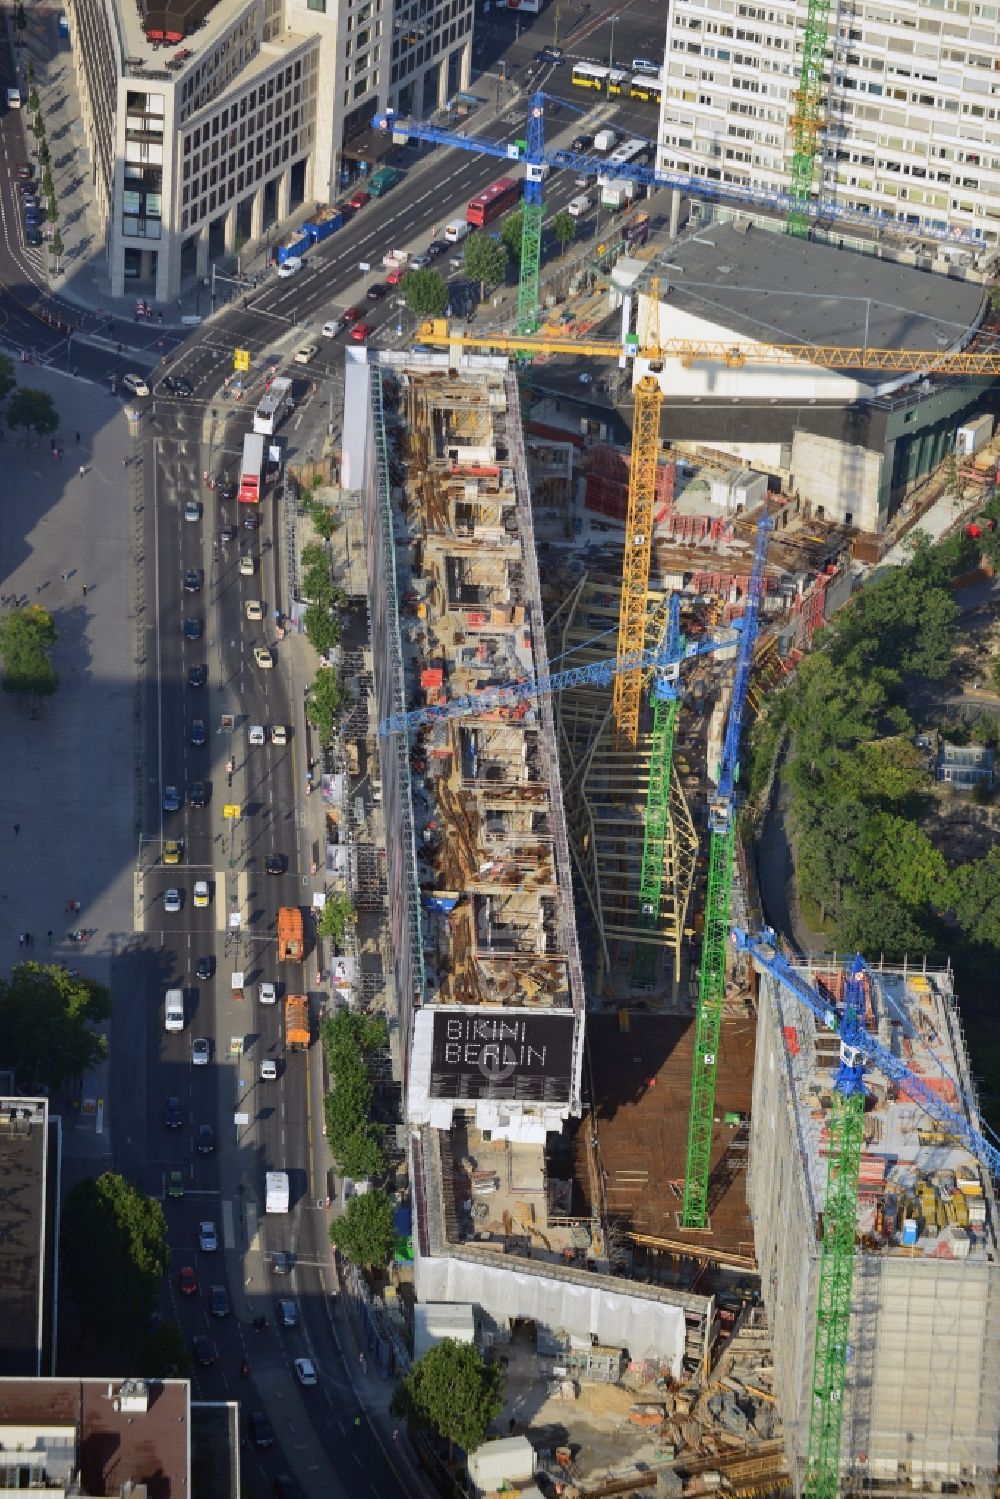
393, 1339, 504, 1452
401, 267, 449, 318
500, 210, 523, 265
0, 603, 58, 695
463, 233, 508, 295
0, 961, 109, 1090
7, 387, 58, 436
62, 1173, 169, 1346
306, 666, 349, 742
317, 892, 354, 945
551, 209, 576, 256
321, 1008, 389, 1180
0, 353, 14, 404
332, 1188, 396, 1268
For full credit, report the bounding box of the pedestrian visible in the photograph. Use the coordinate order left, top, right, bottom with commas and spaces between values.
47, 930, 52, 945
75, 431, 80, 443
158, 310, 163, 323
82, 584, 88, 597
12, 823, 19, 835
24, 932, 31, 948
122, 456, 129, 469
61, 571, 68, 582
50, 438, 56, 451
78, 464, 85, 478
18, 933, 24, 947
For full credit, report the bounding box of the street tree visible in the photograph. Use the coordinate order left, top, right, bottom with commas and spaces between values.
0, 961, 108, 1089
393, 1340, 504, 1452
49, 228, 64, 273
304, 496, 340, 539
317, 892, 354, 945
500, 210, 523, 265
322, 1007, 388, 1063
0, 604, 58, 696
305, 665, 349, 742
7, 387, 58, 436
551, 209, 576, 257
46, 196, 59, 226
28, 86, 39, 115
331, 1187, 396, 1268
401, 268, 448, 318
0, 352, 15, 403
31, 113, 44, 141
62, 1173, 169, 1346
304, 603, 340, 657
38, 138, 50, 168
463, 233, 508, 298
42, 166, 54, 200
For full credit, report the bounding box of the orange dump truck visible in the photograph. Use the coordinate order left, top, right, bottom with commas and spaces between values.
285, 994, 310, 1050
277, 906, 304, 961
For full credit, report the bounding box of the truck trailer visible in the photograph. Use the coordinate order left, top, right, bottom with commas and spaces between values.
238, 431, 265, 504
285, 994, 310, 1050
277, 906, 304, 961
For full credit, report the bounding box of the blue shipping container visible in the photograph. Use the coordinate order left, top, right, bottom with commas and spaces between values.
273, 231, 310, 265
303, 208, 344, 244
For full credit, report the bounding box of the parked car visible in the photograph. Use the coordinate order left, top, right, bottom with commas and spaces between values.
349, 189, 370, 210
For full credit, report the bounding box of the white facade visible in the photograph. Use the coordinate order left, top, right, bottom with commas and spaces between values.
656, 0, 1000, 248
65, 0, 472, 300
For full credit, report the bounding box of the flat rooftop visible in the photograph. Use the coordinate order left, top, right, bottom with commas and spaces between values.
0, 1099, 48, 1377
651, 223, 986, 366
390, 366, 580, 1012
768, 961, 998, 1261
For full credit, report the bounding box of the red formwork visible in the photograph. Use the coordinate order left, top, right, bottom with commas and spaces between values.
584, 445, 677, 521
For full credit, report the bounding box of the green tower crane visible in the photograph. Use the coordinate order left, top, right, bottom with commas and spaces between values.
681, 515, 773, 1229
788, 0, 833, 236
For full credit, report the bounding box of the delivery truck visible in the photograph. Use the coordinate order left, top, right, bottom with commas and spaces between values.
277, 906, 304, 961
265, 1170, 290, 1213
285, 994, 310, 1050
238, 431, 265, 504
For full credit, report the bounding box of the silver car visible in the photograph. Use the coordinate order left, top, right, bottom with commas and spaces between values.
192, 1037, 210, 1066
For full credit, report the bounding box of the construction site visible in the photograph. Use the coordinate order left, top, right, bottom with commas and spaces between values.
334, 59, 1000, 1496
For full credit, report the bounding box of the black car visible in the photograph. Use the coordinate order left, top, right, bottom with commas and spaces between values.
188, 664, 207, 688
242, 513, 261, 530
25, 229, 42, 247
196, 1124, 215, 1155
265, 854, 287, 876
426, 240, 447, 259
192, 1334, 216, 1366
195, 955, 214, 981
217, 481, 238, 503
183, 617, 203, 640
165, 1096, 183, 1128
541, 45, 565, 63
218, 524, 237, 543
189, 781, 207, 808
572, 134, 592, 151
249, 1411, 275, 1448
209, 1284, 230, 1318
162, 375, 194, 396
366, 282, 388, 301
190, 719, 207, 747
273, 1250, 293, 1275
183, 569, 202, 593
15, 163, 32, 181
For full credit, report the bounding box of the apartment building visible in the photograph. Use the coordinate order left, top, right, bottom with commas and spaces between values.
657, 0, 1000, 249
64, 0, 472, 300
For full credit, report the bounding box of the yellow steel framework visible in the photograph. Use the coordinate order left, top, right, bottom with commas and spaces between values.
418, 321, 1000, 375
611, 376, 663, 748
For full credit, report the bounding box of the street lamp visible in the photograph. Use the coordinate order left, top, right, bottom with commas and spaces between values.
609, 16, 617, 70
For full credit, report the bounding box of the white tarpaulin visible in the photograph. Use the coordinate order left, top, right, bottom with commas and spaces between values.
416, 1252, 687, 1373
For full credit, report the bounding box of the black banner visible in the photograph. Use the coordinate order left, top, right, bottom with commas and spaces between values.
429, 1011, 575, 1102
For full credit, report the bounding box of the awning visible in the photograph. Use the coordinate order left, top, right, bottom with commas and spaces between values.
341, 129, 396, 165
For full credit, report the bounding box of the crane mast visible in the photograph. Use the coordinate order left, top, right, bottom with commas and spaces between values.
681, 515, 773, 1229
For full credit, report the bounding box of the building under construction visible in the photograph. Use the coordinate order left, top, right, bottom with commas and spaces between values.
750, 953, 1000, 1496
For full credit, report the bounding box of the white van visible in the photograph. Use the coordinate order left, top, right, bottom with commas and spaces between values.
568, 193, 592, 218
445, 218, 470, 243
164, 988, 185, 1032
6, 88, 21, 109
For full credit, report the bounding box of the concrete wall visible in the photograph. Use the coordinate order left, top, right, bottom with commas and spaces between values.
789, 431, 885, 532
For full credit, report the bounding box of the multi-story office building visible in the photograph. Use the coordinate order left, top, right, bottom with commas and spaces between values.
65, 0, 473, 300
657, 0, 1000, 249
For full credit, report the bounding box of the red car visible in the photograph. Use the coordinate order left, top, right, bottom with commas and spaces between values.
350, 323, 374, 343
342, 305, 361, 325
385, 266, 405, 285
349, 190, 370, 211
179, 1265, 198, 1296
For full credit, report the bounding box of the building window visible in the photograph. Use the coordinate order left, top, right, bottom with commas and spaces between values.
307, 0, 326, 9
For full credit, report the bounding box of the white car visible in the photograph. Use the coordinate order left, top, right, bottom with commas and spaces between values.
294, 344, 319, 365
270, 724, 287, 746
246, 599, 263, 621
259, 982, 277, 1005
321, 319, 341, 338
248, 724, 265, 747
184, 500, 202, 522
294, 1357, 318, 1387
239, 554, 255, 576
193, 880, 210, 908
122, 372, 150, 397
192, 1037, 210, 1066
199, 1220, 218, 1252
254, 646, 274, 670
260, 1058, 278, 1081
163, 887, 182, 913
276, 256, 303, 278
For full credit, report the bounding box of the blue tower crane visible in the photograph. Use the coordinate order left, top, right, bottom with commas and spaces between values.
733, 926, 1000, 1499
